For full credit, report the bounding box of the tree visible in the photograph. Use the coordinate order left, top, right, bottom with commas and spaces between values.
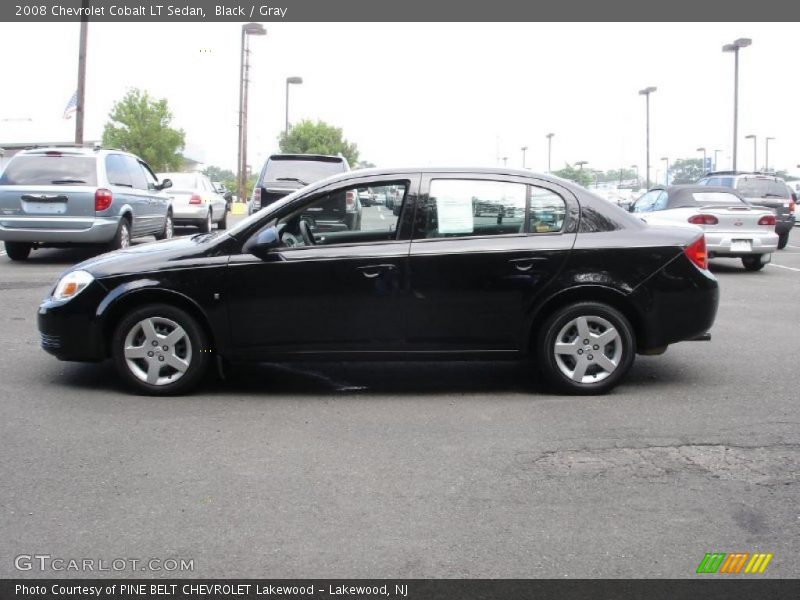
669, 158, 704, 184
102, 89, 185, 171
552, 163, 593, 187
278, 120, 359, 167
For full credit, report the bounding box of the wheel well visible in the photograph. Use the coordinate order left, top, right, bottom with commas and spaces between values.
528, 286, 644, 353
101, 289, 217, 357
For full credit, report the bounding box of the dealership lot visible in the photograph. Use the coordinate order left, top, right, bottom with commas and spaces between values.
0, 221, 798, 578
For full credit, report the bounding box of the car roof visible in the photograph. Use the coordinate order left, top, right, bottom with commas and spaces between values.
14, 146, 141, 159
648, 185, 746, 203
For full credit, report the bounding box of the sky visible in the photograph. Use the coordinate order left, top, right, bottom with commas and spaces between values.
0, 22, 797, 182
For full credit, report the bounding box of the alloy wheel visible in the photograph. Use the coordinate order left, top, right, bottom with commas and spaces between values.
553, 315, 622, 384
123, 316, 193, 386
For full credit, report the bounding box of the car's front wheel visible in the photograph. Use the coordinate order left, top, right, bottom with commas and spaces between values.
112, 303, 210, 395
536, 302, 635, 395
4, 242, 32, 261
154, 212, 173, 241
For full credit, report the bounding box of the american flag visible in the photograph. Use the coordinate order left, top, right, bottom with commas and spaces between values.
63, 91, 77, 119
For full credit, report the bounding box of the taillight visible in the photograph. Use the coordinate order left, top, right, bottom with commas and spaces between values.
684, 235, 708, 270
345, 190, 356, 212
94, 188, 112, 212
758, 214, 776, 226
688, 214, 718, 225
189, 194, 202, 205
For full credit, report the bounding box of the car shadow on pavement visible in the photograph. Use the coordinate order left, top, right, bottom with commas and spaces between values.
54, 357, 697, 398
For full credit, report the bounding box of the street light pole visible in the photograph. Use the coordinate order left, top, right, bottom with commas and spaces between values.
237, 22, 266, 206
285, 76, 303, 137
639, 86, 657, 189
661, 157, 669, 185
502, 156, 508, 167
575, 161, 588, 171
697, 147, 707, 173
521, 146, 528, 169
713, 149, 721, 171
631, 164, 639, 185
723, 38, 752, 172
745, 134, 756, 171
546, 133, 554, 172
765, 136, 774, 172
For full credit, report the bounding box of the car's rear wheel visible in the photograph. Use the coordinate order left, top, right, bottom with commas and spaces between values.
154, 211, 173, 241
777, 232, 788, 250
199, 210, 212, 233
536, 302, 635, 395
112, 303, 210, 396
4, 242, 32, 261
742, 255, 767, 271
108, 217, 131, 251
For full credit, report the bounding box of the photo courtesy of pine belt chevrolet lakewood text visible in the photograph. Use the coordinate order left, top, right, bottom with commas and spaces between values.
35, 167, 719, 396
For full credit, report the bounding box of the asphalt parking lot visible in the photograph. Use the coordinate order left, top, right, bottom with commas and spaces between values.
0, 218, 798, 578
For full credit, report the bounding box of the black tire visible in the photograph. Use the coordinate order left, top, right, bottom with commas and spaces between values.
4, 242, 32, 261
199, 210, 212, 233
535, 302, 636, 395
154, 211, 173, 241
742, 255, 767, 271
107, 217, 132, 251
111, 303, 211, 396
777, 232, 788, 250
217, 208, 227, 230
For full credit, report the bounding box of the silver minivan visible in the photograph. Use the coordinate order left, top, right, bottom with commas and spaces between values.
0, 147, 173, 260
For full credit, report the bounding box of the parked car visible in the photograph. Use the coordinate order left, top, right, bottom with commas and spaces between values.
249, 154, 350, 215
212, 181, 233, 211
156, 172, 228, 232
696, 172, 795, 249
631, 185, 778, 271
0, 146, 173, 261
37, 167, 718, 397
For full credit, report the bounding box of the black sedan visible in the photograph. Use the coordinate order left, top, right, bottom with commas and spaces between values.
37, 168, 719, 396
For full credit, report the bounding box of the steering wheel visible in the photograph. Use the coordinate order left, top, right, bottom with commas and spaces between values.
299, 219, 315, 246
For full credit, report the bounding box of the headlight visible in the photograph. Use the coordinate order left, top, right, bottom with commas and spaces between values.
52, 270, 94, 301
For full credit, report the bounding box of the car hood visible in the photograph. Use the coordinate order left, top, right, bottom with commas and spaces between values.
69, 234, 228, 279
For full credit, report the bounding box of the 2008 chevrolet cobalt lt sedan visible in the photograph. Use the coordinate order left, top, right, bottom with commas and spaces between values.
37, 168, 719, 395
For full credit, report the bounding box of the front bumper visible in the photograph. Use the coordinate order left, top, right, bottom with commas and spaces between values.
0, 216, 119, 244
705, 230, 778, 256
37, 283, 107, 362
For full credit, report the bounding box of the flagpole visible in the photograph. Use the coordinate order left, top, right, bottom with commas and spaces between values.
74, 0, 89, 145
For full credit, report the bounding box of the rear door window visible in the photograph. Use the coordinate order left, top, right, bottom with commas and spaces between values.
0, 155, 98, 186
105, 154, 133, 188
263, 158, 346, 184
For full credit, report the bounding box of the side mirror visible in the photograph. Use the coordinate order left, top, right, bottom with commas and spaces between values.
157, 178, 173, 191
244, 225, 280, 259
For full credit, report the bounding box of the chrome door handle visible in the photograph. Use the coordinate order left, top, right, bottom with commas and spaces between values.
357, 264, 396, 278
509, 257, 545, 272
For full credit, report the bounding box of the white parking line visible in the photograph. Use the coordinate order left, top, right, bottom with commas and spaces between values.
768, 263, 800, 272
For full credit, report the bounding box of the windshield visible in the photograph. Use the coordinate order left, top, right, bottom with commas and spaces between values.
157, 172, 198, 191
263, 158, 345, 183
736, 178, 789, 198
0, 155, 98, 186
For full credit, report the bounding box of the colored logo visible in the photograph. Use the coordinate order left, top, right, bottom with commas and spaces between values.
696, 552, 773, 574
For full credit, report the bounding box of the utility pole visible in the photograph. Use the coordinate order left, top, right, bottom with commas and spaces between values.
74, 0, 89, 145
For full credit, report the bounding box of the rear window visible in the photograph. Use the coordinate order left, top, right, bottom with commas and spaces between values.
263, 158, 346, 184
736, 178, 790, 198
158, 173, 198, 191
691, 192, 746, 205
0, 155, 97, 186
